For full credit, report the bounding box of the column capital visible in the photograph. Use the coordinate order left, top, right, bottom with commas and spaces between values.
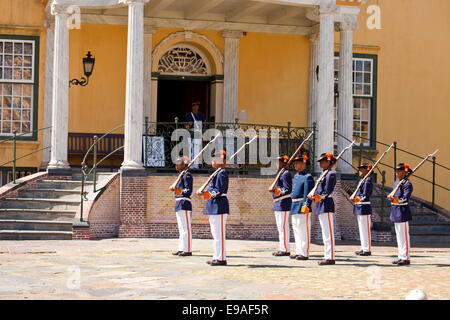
222, 30, 244, 40
308, 24, 320, 42
43, 18, 55, 29
119, 0, 148, 6
144, 25, 157, 34
306, 5, 337, 22
319, 5, 337, 15
337, 15, 358, 31
50, 1, 70, 15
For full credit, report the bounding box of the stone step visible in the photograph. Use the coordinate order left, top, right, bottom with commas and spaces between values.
0, 198, 80, 210
0, 208, 75, 221
18, 189, 82, 200
0, 230, 72, 240
34, 180, 94, 190
409, 234, 450, 245
71, 172, 116, 182
0, 219, 73, 232
409, 214, 440, 224
408, 224, 450, 235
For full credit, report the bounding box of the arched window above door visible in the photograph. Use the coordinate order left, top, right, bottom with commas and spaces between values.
157, 45, 211, 76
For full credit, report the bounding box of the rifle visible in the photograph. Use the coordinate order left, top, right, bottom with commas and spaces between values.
196, 135, 258, 197
350, 143, 394, 203
268, 131, 314, 192
307, 140, 356, 202
388, 149, 439, 203
169, 133, 221, 190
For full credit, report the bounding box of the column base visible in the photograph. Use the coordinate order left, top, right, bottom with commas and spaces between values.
47, 166, 72, 177
120, 167, 147, 177
118, 168, 148, 238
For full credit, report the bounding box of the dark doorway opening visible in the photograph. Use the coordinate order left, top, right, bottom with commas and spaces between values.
157, 78, 210, 123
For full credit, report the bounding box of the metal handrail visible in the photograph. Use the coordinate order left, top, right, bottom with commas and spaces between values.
336, 130, 449, 171
79, 124, 124, 222
0, 126, 52, 145
0, 127, 52, 184
334, 130, 448, 209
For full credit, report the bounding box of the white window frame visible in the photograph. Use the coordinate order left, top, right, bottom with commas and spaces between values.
0, 38, 36, 137
334, 56, 375, 147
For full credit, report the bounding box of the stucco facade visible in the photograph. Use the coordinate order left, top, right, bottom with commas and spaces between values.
0, 0, 448, 209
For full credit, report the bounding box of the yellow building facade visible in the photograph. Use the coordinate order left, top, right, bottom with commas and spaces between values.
0, 0, 448, 209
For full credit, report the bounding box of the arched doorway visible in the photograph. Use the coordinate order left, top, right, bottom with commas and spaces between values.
150, 31, 224, 124
156, 44, 211, 122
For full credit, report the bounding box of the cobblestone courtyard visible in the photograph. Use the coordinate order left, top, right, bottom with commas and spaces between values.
0, 239, 448, 300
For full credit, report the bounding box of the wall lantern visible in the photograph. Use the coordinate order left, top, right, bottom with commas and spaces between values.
69, 51, 95, 87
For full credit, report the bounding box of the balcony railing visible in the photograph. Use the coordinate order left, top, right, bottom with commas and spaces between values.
143, 119, 315, 174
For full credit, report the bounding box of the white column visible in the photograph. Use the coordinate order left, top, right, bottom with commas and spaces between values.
41, 18, 54, 170
316, 6, 335, 157
337, 21, 357, 173
121, 0, 147, 170
143, 25, 156, 121
222, 30, 243, 124
308, 30, 319, 129
48, 3, 70, 173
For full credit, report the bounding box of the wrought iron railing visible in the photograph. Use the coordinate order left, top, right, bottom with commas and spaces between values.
0, 127, 52, 184
143, 118, 316, 174
79, 124, 124, 222
334, 131, 449, 210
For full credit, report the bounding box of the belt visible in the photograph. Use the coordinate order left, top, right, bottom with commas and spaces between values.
175, 197, 191, 202
209, 193, 227, 198
355, 201, 371, 205
392, 202, 409, 206
273, 193, 292, 203
292, 198, 304, 203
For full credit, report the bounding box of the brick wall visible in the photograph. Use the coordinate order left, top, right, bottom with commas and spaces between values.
143, 173, 393, 242
118, 173, 148, 238
0, 172, 47, 199
88, 173, 121, 239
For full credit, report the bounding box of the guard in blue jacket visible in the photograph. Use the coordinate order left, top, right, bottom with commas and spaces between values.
271, 155, 293, 256
170, 157, 193, 257
350, 163, 374, 256
199, 150, 229, 266
388, 163, 414, 266
290, 154, 314, 260
308, 152, 337, 266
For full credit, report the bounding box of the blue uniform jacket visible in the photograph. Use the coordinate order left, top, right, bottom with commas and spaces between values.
174, 171, 193, 212
390, 179, 413, 223
185, 112, 206, 123
272, 170, 292, 211
314, 170, 336, 215
290, 171, 314, 214
353, 177, 373, 215
206, 168, 229, 215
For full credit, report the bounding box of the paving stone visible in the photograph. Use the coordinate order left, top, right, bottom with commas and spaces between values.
0, 239, 448, 299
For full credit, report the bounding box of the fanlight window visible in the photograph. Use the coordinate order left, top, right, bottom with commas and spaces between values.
158, 46, 209, 76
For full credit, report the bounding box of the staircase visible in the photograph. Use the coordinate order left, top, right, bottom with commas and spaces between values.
342, 177, 450, 245
0, 172, 113, 240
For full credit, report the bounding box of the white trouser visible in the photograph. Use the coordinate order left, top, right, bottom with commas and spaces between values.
318, 212, 335, 260
274, 211, 290, 253
291, 213, 311, 257
209, 214, 227, 261
357, 214, 372, 252
394, 221, 411, 260
175, 210, 192, 252
188, 136, 202, 169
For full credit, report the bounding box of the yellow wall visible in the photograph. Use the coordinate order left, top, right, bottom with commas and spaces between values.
0, 0, 46, 169
239, 33, 310, 127
344, 0, 450, 209
0, 0, 448, 209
